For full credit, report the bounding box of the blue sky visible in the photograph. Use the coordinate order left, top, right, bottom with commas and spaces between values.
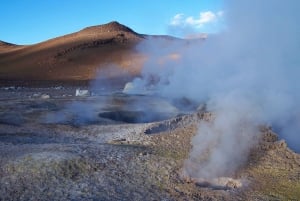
0, 0, 223, 44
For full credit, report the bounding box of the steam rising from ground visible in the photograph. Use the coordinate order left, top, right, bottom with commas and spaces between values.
126, 0, 300, 179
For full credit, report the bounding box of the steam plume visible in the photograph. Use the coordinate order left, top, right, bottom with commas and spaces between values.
126, 0, 300, 179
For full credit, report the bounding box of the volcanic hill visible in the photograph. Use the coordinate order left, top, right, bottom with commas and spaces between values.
0, 21, 148, 85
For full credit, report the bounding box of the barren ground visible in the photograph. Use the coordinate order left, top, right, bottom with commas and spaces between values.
0, 86, 299, 201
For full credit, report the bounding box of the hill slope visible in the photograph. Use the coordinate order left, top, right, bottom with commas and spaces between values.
0, 22, 146, 84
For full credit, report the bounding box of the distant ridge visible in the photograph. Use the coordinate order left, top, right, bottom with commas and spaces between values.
0, 40, 17, 47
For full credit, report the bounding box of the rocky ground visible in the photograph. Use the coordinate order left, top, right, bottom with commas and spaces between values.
0, 87, 300, 201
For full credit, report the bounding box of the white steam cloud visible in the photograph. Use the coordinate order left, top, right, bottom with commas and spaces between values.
170, 11, 221, 28
126, 0, 300, 179
169, 10, 223, 36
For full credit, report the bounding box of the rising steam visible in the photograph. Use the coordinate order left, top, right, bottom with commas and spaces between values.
125, 0, 300, 179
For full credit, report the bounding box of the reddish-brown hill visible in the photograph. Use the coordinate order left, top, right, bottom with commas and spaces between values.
0, 21, 147, 85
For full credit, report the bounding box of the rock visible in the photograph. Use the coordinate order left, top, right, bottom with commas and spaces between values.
3, 86, 16, 91
194, 177, 243, 190
53, 86, 64, 90
75, 89, 90, 97
40, 94, 50, 99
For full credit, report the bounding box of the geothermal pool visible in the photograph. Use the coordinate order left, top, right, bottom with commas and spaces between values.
0, 86, 197, 127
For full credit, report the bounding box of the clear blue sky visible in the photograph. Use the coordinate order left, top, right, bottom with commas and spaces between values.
0, 0, 223, 45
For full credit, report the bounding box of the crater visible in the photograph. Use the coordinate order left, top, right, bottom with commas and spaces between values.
98, 110, 174, 123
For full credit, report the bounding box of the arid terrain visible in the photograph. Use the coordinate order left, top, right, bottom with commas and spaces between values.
0, 22, 300, 200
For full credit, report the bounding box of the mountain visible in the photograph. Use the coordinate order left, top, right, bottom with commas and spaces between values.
0, 21, 148, 85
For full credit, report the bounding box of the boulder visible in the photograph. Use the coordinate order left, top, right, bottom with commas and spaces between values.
75, 89, 90, 97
